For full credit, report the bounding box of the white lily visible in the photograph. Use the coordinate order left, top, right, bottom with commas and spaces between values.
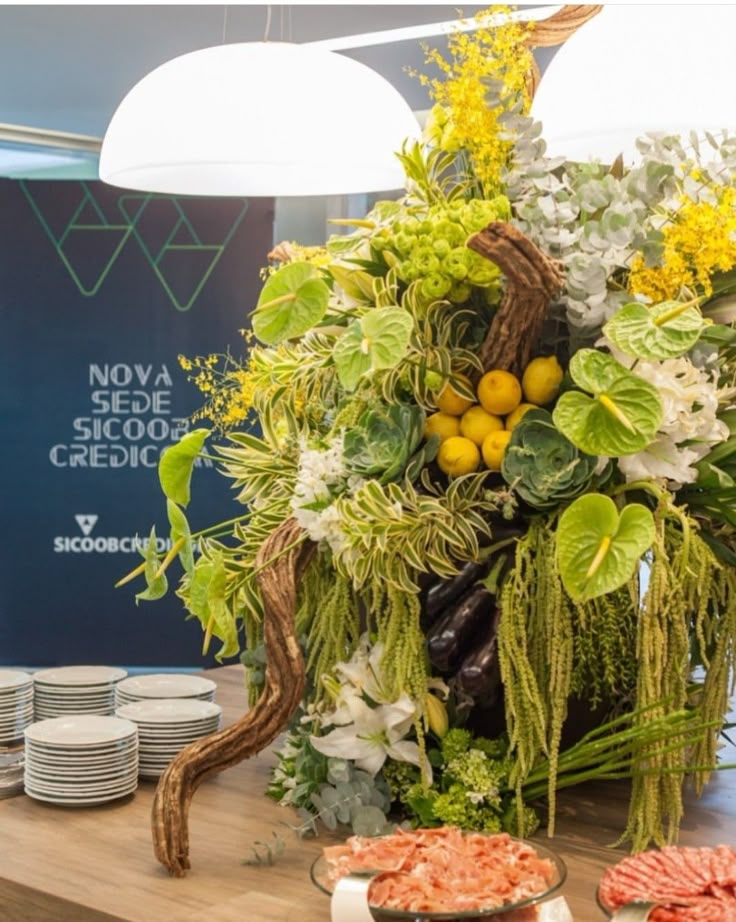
310, 693, 422, 776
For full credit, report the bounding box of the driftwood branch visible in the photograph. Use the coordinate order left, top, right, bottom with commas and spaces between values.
467, 223, 564, 376
151, 518, 314, 877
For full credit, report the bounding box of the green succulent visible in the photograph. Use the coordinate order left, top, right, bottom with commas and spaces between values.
343, 404, 426, 484
501, 409, 597, 510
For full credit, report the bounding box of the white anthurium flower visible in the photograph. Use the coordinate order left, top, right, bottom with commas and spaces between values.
310, 693, 423, 776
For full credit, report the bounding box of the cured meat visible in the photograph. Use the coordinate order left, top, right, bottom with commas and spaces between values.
599, 845, 736, 921
323, 826, 556, 915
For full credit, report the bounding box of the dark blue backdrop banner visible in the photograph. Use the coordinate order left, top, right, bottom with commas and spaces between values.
0, 179, 273, 667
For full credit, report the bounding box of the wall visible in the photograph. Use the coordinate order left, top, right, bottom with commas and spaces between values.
0, 179, 274, 667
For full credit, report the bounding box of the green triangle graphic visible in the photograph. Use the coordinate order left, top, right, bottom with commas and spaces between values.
118, 194, 249, 311
118, 196, 183, 262
59, 228, 132, 295
169, 223, 197, 246
20, 181, 89, 242
156, 248, 222, 308
20, 180, 134, 296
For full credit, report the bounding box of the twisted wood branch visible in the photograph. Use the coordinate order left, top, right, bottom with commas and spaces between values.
151, 518, 314, 876
468, 222, 564, 376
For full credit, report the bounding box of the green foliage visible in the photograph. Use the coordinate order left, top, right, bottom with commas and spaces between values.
166, 499, 193, 574
603, 300, 706, 360
553, 350, 663, 456
501, 409, 596, 510
556, 494, 655, 602
252, 262, 330, 345
158, 428, 210, 506
333, 307, 413, 391
135, 527, 167, 603
343, 403, 425, 484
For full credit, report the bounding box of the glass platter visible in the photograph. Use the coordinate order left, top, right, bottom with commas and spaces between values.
311, 835, 566, 921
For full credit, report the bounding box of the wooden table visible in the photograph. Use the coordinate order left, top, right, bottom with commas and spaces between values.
1, 665, 735, 921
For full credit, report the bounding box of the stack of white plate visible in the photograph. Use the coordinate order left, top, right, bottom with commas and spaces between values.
24, 715, 139, 806
115, 699, 221, 779
0, 745, 25, 799
115, 673, 216, 707
33, 666, 127, 719
0, 670, 34, 745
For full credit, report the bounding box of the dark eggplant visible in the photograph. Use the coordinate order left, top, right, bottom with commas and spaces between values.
457, 608, 502, 701
426, 585, 493, 672
423, 560, 489, 627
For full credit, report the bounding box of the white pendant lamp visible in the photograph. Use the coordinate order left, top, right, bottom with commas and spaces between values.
99, 41, 421, 196
531, 5, 736, 164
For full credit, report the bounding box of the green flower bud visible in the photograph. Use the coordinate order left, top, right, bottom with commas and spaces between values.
444, 248, 470, 280
448, 281, 472, 303
421, 273, 452, 301
432, 238, 451, 258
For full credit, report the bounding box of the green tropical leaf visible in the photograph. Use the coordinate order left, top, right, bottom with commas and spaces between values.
556, 494, 655, 602
135, 527, 168, 603
553, 350, 662, 455
166, 499, 194, 574
185, 553, 239, 660
603, 300, 705, 359
252, 262, 330, 345
333, 307, 413, 391
159, 428, 210, 507
328, 264, 375, 301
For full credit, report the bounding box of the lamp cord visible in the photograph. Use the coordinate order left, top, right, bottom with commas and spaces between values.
222, 5, 229, 44
264, 4, 272, 42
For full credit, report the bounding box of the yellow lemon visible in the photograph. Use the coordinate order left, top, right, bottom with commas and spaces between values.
477, 369, 522, 416
522, 355, 564, 406
437, 436, 481, 477
425, 412, 462, 443
435, 374, 475, 416
460, 405, 504, 446
505, 403, 537, 430
482, 429, 512, 471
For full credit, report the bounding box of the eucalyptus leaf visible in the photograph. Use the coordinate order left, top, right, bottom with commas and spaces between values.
350, 804, 390, 837
135, 527, 168, 603
553, 350, 662, 455
252, 262, 330, 345
556, 494, 655, 602
333, 307, 413, 391
159, 428, 209, 507
603, 300, 705, 359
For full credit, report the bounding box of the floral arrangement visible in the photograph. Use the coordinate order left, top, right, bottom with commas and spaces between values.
123, 7, 736, 854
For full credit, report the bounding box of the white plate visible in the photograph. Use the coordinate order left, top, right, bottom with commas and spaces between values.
24, 781, 138, 805
25, 715, 137, 747
26, 737, 138, 753
25, 767, 139, 788
139, 722, 219, 733
0, 701, 34, 713
0, 690, 34, 703
0, 671, 33, 690
34, 707, 115, 717
116, 699, 221, 723
26, 744, 138, 761
33, 666, 128, 687
25, 768, 139, 790
34, 691, 115, 702
115, 674, 216, 700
